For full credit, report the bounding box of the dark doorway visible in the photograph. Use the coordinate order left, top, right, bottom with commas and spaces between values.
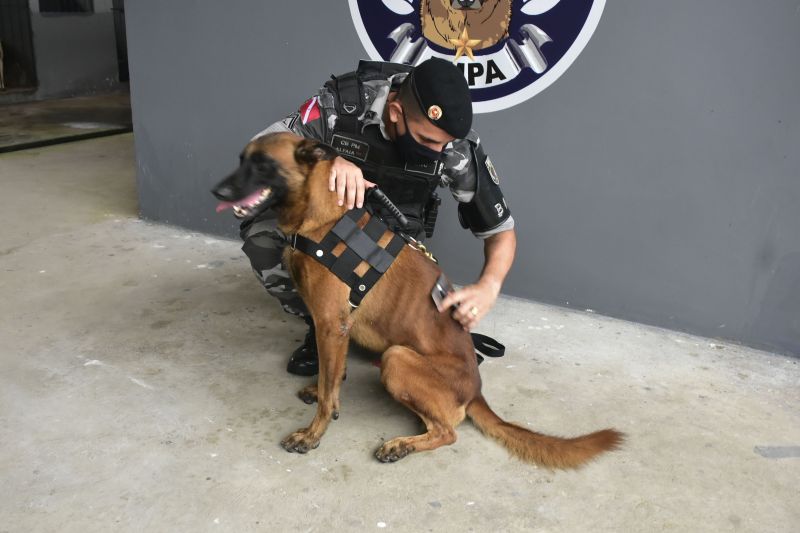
39, 0, 94, 13
112, 0, 128, 82
0, 0, 38, 90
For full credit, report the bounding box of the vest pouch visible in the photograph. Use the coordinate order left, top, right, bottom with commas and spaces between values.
366, 166, 437, 240
423, 193, 441, 238
368, 200, 426, 240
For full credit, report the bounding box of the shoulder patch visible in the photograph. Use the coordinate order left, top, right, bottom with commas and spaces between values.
282, 112, 299, 131
298, 97, 321, 124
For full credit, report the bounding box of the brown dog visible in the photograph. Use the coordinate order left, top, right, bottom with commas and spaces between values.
421, 0, 513, 50
212, 132, 623, 467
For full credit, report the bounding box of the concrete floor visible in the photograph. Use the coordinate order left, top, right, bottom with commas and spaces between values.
0, 92, 132, 153
0, 135, 798, 533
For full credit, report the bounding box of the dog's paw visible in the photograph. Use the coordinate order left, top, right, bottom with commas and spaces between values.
281, 429, 321, 454
297, 385, 318, 405
375, 439, 415, 463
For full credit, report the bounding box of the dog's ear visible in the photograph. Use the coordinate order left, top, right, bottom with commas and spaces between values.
294, 139, 338, 165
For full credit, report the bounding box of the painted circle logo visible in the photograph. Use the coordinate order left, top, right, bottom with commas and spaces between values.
348, 0, 606, 113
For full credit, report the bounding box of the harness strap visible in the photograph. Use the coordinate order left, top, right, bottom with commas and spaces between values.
329, 246, 360, 277
289, 208, 406, 309
331, 215, 395, 273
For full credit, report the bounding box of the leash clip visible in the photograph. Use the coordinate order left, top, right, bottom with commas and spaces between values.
401, 233, 438, 263
416, 242, 437, 263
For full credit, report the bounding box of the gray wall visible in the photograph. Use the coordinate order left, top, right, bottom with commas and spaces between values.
126, 1, 800, 357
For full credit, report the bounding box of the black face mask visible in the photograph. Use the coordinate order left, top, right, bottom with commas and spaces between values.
396, 112, 442, 163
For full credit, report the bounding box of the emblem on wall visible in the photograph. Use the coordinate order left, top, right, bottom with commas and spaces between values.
349, 0, 606, 113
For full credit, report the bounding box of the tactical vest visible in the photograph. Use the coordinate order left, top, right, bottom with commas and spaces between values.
324, 61, 442, 240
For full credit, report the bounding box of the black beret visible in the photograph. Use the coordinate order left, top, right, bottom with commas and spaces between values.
410, 57, 473, 139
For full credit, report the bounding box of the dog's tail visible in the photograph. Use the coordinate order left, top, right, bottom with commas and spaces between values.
466, 395, 624, 469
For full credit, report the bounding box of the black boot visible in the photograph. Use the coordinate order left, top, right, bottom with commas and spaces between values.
287, 325, 319, 376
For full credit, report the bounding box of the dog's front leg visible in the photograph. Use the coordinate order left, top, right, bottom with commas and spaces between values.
281, 322, 348, 454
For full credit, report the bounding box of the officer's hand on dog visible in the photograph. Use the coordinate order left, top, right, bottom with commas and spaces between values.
329, 156, 376, 210
440, 279, 501, 331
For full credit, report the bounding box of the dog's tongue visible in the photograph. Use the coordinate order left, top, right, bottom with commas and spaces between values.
215, 188, 266, 213
215, 200, 237, 213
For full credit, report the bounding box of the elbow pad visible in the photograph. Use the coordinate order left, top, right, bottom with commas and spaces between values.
457, 143, 511, 233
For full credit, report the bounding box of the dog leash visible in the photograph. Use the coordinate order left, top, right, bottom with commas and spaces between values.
471, 332, 506, 364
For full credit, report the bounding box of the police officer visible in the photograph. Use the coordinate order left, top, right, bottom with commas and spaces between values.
240, 57, 516, 376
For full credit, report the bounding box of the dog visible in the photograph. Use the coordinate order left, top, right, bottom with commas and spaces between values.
421, 0, 513, 50
212, 132, 623, 467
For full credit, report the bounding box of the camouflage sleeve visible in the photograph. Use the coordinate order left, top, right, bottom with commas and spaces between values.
440, 131, 515, 239
250, 92, 330, 142
440, 134, 478, 203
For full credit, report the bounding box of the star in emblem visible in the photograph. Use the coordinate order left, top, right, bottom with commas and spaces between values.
449, 27, 482, 62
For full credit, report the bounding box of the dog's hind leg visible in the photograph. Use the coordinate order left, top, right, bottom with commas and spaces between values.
281, 323, 348, 453
376, 345, 469, 462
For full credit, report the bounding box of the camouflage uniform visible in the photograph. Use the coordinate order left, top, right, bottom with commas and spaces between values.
240, 71, 514, 320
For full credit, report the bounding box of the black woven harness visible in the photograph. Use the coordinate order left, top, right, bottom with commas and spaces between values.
287, 208, 406, 309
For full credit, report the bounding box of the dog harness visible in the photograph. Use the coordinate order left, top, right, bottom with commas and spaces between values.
284, 197, 507, 361
287, 207, 407, 309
